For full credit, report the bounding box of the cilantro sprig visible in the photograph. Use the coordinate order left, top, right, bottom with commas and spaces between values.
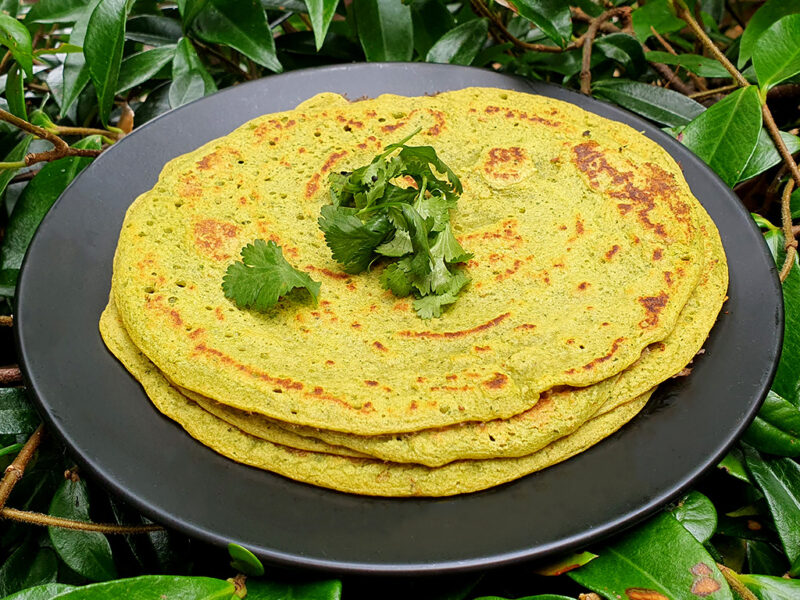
223, 240, 320, 312
318, 130, 471, 319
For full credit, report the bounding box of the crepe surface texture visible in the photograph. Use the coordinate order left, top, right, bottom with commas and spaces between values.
103, 87, 727, 495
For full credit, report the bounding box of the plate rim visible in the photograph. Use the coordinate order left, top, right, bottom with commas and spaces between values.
14, 62, 784, 574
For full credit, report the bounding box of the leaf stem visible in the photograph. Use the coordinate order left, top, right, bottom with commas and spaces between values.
0, 424, 44, 511
689, 84, 739, 99
0, 160, 26, 169
1, 507, 164, 534
780, 180, 797, 282
580, 7, 632, 95
650, 25, 707, 91
716, 563, 759, 600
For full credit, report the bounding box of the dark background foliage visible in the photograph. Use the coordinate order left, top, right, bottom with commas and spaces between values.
1, 1, 800, 599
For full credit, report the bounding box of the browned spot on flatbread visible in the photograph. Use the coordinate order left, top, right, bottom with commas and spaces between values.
364, 380, 378, 387
578, 282, 590, 291
474, 345, 491, 352
653, 248, 663, 260
305, 265, 349, 280
605, 245, 620, 260
373, 341, 388, 352
381, 121, 406, 133
399, 313, 510, 339
193, 219, 239, 261
568, 337, 626, 373
483, 373, 508, 389
625, 589, 669, 600
638, 292, 668, 328
304, 150, 348, 199
664, 271, 673, 286
214, 307, 225, 321
425, 109, 446, 136
483, 147, 526, 180
484, 105, 561, 127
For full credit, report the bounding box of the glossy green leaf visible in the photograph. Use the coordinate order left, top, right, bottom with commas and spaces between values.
0, 387, 38, 437
169, 38, 216, 108
645, 51, 731, 78
533, 551, 597, 576
116, 45, 176, 94
353, 0, 413, 62
426, 19, 487, 66
744, 445, 800, 567
746, 541, 788, 577
0, 136, 101, 296
0, 584, 75, 600
25, 0, 89, 24
227, 542, 264, 576
593, 33, 647, 78
306, 0, 339, 51
177, 0, 211, 26
513, 0, 572, 47
632, 0, 686, 42
125, 15, 184, 46
569, 512, 733, 600
4, 64, 26, 121
738, 0, 800, 68
671, 491, 718, 544
592, 79, 704, 127
738, 573, 800, 600
0, 14, 33, 78
739, 129, 800, 182
753, 14, 800, 91
193, 0, 281, 72
84, 0, 127, 126
0, 540, 58, 597
681, 86, 762, 187
743, 390, 800, 456
48, 479, 116, 582
48, 576, 234, 599
60, 1, 100, 115
244, 580, 342, 600
409, 0, 455, 57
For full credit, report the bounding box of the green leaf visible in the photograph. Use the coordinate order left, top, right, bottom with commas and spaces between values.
306, 0, 339, 51
681, 86, 762, 187
739, 129, 800, 183
0, 137, 32, 201
193, 0, 282, 73
125, 15, 184, 46
4, 64, 26, 121
222, 240, 321, 311
0, 540, 58, 597
426, 18, 487, 66
353, 0, 413, 62
0, 136, 101, 296
116, 45, 176, 94
738, 573, 800, 600
0, 14, 33, 78
744, 445, 800, 567
746, 541, 788, 577
227, 542, 264, 576
670, 491, 718, 544
593, 33, 647, 78
49, 576, 234, 599
244, 579, 342, 600
169, 37, 216, 109
409, 0, 455, 57
319, 206, 393, 273
719, 448, 754, 483
84, 0, 128, 126
592, 79, 704, 127
532, 552, 597, 576
60, 1, 100, 115
645, 51, 732, 78
0, 387, 38, 437
177, 0, 211, 26
742, 390, 800, 456
569, 512, 733, 600
25, 0, 89, 23
48, 479, 117, 581
738, 0, 800, 68
753, 14, 800, 91
0, 584, 75, 600
631, 0, 686, 42
513, 0, 572, 47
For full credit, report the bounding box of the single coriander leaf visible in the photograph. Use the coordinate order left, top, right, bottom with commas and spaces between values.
380, 262, 413, 297
222, 240, 320, 311
430, 223, 472, 263
414, 293, 459, 319
318, 205, 393, 273
430, 256, 454, 294
414, 191, 455, 232
375, 228, 413, 257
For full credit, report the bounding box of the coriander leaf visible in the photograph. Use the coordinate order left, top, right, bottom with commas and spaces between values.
318, 205, 393, 273
414, 292, 459, 319
414, 191, 455, 232
430, 223, 472, 263
222, 240, 320, 311
375, 228, 413, 257
380, 262, 413, 296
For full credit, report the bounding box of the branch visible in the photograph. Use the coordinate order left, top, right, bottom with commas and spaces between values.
0, 315, 12, 327
780, 180, 797, 282
0, 366, 23, 386
472, 0, 583, 53
650, 26, 707, 91
651, 61, 694, 95
0, 424, 44, 510
581, 7, 632, 94
689, 84, 739, 99
1, 507, 164, 534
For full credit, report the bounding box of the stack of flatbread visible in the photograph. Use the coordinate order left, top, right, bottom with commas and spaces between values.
101, 88, 727, 496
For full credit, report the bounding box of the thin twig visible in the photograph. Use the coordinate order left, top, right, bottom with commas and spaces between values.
650, 26, 707, 91
472, 0, 583, 53
689, 83, 739, 99
0, 315, 12, 327
581, 7, 631, 94
651, 61, 694, 95
780, 180, 797, 282
0, 424, 44, 510
53, 125, 121, 139
716, 563, 759, 600
1, 507, 164, 534
0, 366, 22, 386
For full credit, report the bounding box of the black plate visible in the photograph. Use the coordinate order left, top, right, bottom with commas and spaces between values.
16, 63, 782, 574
